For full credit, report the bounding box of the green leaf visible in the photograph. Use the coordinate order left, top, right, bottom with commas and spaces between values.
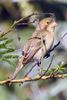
0, 48, 15, 54
0, 58, 15, 66
4, 39, 12, 45
0, 43, 6, 48
0, 37, 12, 48
3, 54, 18, 59
0, 37, 8, 41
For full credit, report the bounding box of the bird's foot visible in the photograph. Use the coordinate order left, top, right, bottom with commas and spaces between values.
44, 53, 50, 58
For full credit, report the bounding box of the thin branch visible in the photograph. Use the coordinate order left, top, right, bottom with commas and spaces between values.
24, 54, 54, 78
0, 13, 34, 37
24, 62, 38, 77
0, 73, 67, 85
45, 32, 67, 57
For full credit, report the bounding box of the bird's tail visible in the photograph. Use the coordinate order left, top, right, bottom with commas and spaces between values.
11, 56, 24, 80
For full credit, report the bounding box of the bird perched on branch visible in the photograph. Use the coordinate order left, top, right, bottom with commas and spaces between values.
10, 15, 57, 80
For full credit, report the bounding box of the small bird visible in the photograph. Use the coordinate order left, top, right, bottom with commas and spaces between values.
10, 16, 57, 80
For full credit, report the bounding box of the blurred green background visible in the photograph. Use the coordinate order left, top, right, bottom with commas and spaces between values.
0, 0, 67, 100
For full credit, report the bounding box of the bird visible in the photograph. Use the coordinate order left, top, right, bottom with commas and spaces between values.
10, 16, 57, 80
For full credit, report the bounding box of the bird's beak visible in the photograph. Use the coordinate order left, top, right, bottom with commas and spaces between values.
52, 21, 57, 27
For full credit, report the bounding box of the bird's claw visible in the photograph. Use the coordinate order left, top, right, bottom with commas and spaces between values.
44, 53, 50, 58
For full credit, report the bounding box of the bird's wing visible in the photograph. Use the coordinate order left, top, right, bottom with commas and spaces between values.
22, 38, 41, 64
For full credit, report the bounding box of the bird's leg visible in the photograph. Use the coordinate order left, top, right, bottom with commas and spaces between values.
35, 60, 44, 75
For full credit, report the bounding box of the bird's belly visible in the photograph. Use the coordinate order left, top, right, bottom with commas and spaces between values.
33, 47, 46, 60
33, 36, 53, 60
45, 34, 53, 50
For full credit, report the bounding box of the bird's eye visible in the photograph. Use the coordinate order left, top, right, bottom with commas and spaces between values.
47, 21, 49, 24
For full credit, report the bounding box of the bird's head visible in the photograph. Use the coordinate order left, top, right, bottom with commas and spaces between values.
36, 17, 57, 33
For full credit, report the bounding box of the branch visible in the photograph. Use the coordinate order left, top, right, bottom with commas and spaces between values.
0, 13, 34, 38
24, 62, 38, 77
45, 32, 67, 58
0, 73, 67, 85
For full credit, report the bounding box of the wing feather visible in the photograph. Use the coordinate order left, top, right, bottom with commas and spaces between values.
22, 39, 41, 64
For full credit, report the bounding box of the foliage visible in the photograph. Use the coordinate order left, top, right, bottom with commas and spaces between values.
0, 37, 18, 66
44, 62, 66, 75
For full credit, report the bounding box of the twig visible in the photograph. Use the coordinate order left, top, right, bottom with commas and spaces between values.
0, 73, 67, 85
0, 13, 35, 38
24, 62, 38, 77
24, 55, 54, 78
